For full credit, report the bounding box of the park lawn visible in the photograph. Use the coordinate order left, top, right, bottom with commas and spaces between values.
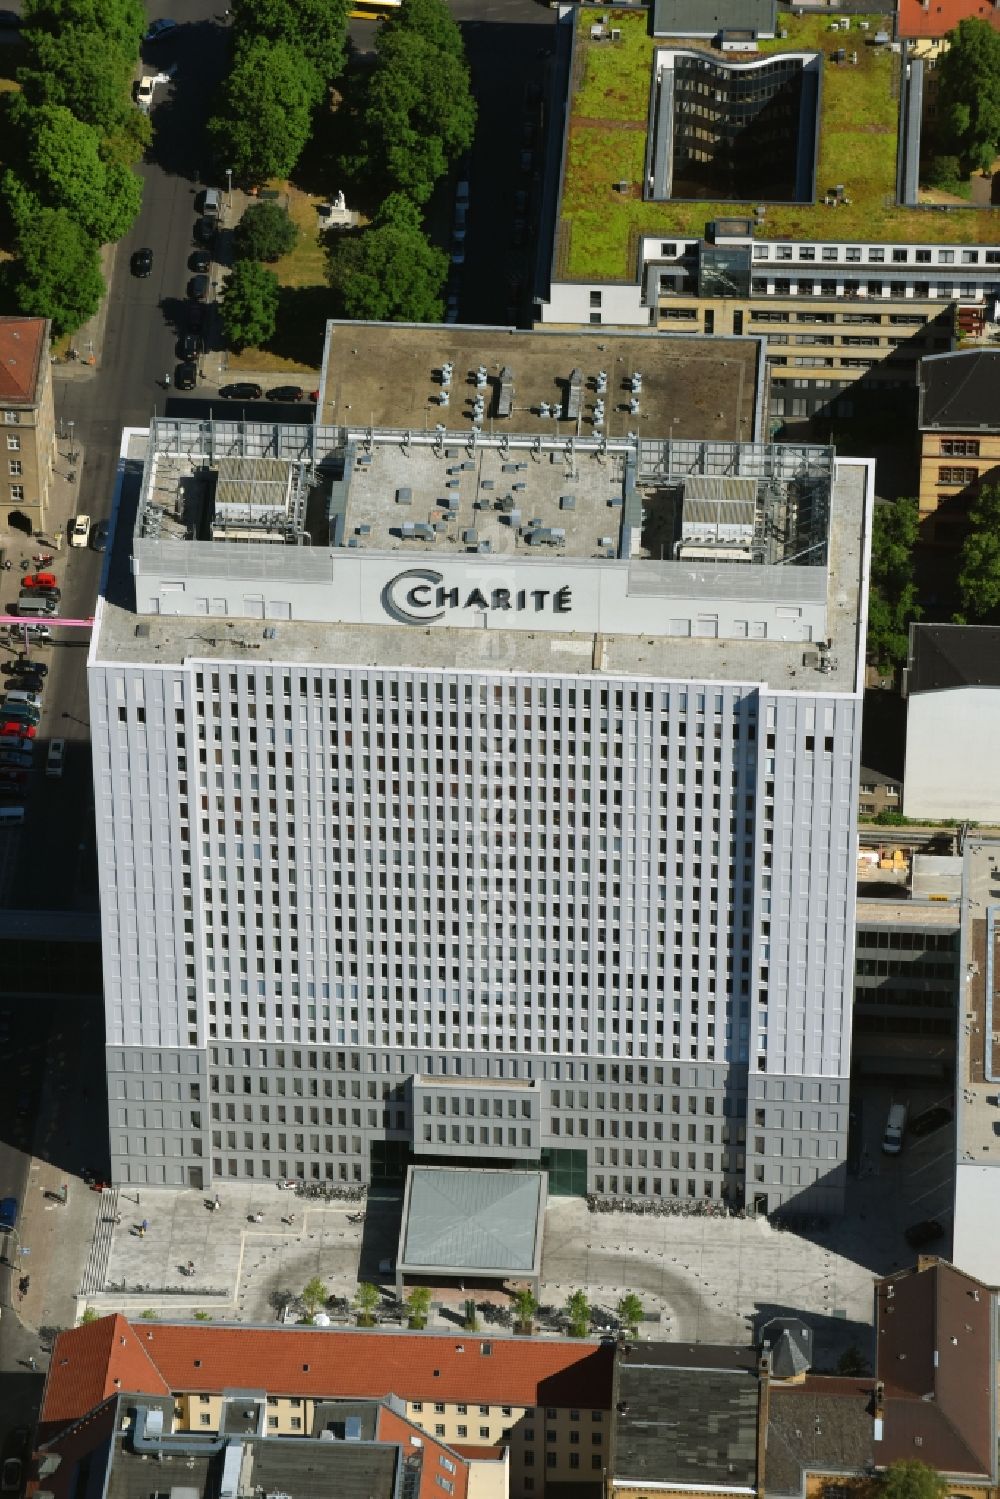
560, 9, 1000, 283
227, 184, 332, 374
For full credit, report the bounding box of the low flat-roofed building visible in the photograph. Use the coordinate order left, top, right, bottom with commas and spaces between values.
395, 1167, 546, 1299
0, 315, 56, 529
317, 321, 765, 442
903, 624, 1000, 820
916, 350, 1000, 550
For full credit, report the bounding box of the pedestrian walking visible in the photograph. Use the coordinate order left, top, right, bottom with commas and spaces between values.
214, 1194, 221, 1210
27, 1356, 36, 1371
141, 1218, 149, 1233
163, 373, 171, 388
255, 1210, 263, 1223
186, 1260, 195, 1276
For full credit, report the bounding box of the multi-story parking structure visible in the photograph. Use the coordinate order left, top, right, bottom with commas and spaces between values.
536, 9, 993, 432
90, 325, 871, 1214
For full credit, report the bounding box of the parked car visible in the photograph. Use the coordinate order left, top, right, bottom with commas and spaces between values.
69, 514, 92, 547
0, 752, 33, 770
904, 1218, 945, 1248
144, 17, 178, 41
0, 1197, 17, 1230
187, 275, 209, 301
1, 660, 46, 677
0, 724, 36, 740
46, 738, 65, 778
0, 735, 30, 751
2, 1458, 22, 1494
175, 361, 198, 390
2, 690, 42, 710
177, 333, 202, 360
267, 385, 304, 402
19, 585, 59, 604
0, 770, 27, 786
188, 250, 211, 274
130, 248, 153, 278
219, 383, 262, 400
11, 625, 50, 643
6, 677, 44, 696
91, 520, 111, 552
1, 708, 40, 728
22, 572, 57, 590
193, 217, 216, 246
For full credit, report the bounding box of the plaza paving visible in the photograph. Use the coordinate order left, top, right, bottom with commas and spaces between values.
88, 1187, 883, 1367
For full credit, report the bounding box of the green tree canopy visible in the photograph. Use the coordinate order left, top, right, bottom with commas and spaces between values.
867, 496, 922, 669
382, 0, 464, 58
220, 259, 280, 351
936, 18, 1000, 173
18, 26, 135, 133
354, 1281, 379, 1325
957, 482, 1000, 618
566, 1290, 590, 1337
406, 1284, 432, 1327
234, 201, 298, 262
10, 207, 105, 334
301, 1276, 327, 1315
510, 1287, 537, 1329
617, 1292, 644, 1335
364, 26, 475, 202
209, 38, 320, 185
325, 206, 447, 322
231, 0, 348, 86
22, 0, 145, 51
877, 1461, 947, 1499
6, 98, 142, 243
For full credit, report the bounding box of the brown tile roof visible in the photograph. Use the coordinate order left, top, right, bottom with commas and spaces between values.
40, 1318, 614, 1430
0, 317, 46, 405
897, 0, 1000, 38
766, 1379, 875, 1497
875, 1260, 995, 1478
40, 1315, 170, 1439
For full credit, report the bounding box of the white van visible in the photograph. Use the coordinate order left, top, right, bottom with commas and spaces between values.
201, 187, 221, 220
0, 806, 25, 825
882, 1102, 908, 1155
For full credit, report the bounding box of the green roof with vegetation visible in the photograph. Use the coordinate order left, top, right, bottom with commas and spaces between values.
557, 9, 1000, 283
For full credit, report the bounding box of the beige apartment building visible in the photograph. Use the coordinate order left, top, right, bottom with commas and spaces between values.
0, 316, 55, 530
916, 348, 1000, 548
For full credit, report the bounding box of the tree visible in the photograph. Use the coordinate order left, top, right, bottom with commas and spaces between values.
231, 0, 349, 86
354, 1280, 379, 1326
234, 201, 298, 263
510, 1287, 537, 1332
936, 18, 1000, 173
11, 207, 105, 334
364, 27, 476, 202
958, 482, 1000, 618
566, 1289, 590, 1338
301, 1275, 328, 1317
325, 203, 447, 322
220, 259, 280, 352
80, 1306, 99, 1323
382, 0, 465, 59
18, 27, 136, 134
876, 1461, 947, 1499
617, 1292, 643, 1337
209, 38, 320, 185
924, 154, 963, 190
406, 1284, 432, 1328
22, 0, 146, 53
8, 99, 142, 243
867, 496, 921, 669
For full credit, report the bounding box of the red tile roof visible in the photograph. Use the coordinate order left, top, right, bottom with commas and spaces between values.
41, 1314, 170, 1437
377, 1405, 470, 1499
0, 317, 46, 405
41, 1318, 614, 1430
897, 0, 1000, 39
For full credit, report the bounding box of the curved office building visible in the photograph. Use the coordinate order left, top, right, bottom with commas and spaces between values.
648, 49, 821, 203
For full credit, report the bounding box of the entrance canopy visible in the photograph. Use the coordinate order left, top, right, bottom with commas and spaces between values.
396, 1167, 546, 1296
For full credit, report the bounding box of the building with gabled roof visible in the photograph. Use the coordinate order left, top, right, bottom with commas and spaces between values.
0, 315, 56, 528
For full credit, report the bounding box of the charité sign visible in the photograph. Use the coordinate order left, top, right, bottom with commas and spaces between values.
382, 567, 573, 626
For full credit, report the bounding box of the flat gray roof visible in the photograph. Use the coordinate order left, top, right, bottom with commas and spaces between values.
319, 322, 763, 444
399, 1167, 545, 1276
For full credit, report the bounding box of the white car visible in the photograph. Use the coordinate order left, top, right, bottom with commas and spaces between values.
46, 738, 65, 778
69, 514, 91, 548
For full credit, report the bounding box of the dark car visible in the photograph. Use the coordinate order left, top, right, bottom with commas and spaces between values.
193, 217, 216, 246
91, 520, 111, 552
909, 1104, 953, 1138
130, 248, 153, 278
189, 250, 211, 273
220, 383, 263, 400
6, 677, 43, 695
177, 333, 201, 360
175, 361, 197, 390
187, 274, 209, 301
904, 1218, 945, 1249
1, 660, 46, 677
144, 17, 177, 41
267, 385, 304, 402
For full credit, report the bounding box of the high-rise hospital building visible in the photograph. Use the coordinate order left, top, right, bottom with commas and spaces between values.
90, 325, 870, 1214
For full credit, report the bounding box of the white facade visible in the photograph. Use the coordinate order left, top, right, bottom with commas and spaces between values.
904, 687, 1000, 822
90, 426, 871, 1213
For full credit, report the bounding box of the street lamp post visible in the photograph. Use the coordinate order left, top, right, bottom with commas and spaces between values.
67, 420, 76, 464
226, 167, 233, 211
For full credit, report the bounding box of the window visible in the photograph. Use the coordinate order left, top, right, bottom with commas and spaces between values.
938, 249, 954, 263
660, 242, 676, 255
9, 485, 23, 502
8, 461, 21, 477
457, 1426, 467, 1438
479, 1427, 490, 1439
589, 291, 602, 308
435, 1424, 446, 1437
6, 436, 19, 451
479, 1406, 489, 1416
200, 1413, 212, 1426
915, 249, 931, 263
434, 1403, 446, 1414
546, 1454, 557, 1470
3, 410, 18, 424
938, 466, 977, 484
413, 1403, 424, 1413
589, 312, 601, 325
941, 439, 980, 457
